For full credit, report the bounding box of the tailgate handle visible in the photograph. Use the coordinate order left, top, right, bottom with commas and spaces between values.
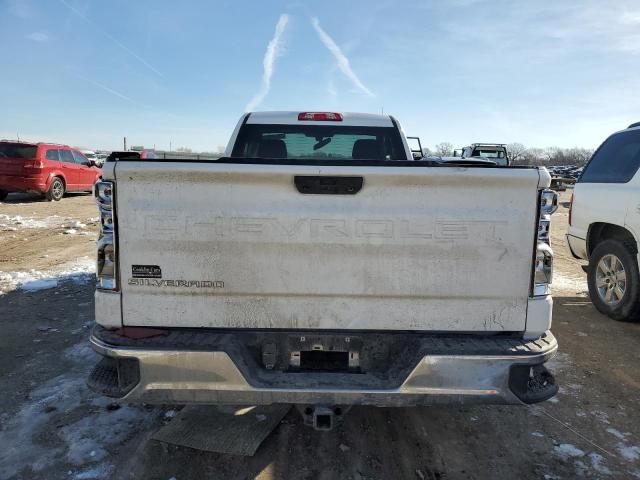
294, 176, 363, 195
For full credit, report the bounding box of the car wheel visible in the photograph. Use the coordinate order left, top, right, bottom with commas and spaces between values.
587, 239, 640, 321
0, 189, 8, 201
46, 177, 65, 201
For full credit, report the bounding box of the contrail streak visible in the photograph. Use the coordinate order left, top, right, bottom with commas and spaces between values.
77, 75, 145, 107
59, 0, 162, 77
245, 14, 289, 112
311, 17, 374, 97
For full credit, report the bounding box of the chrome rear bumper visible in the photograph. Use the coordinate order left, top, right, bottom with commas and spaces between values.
89, 328, 558, 406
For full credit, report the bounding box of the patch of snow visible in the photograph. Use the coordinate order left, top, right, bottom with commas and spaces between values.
64, 229, 78, 235
22, 278, 59, 291
588, 453, 612, 475
574, 460, 589, 476
591, 410, 611, 425
0, 257, 95, 293
60, 404, 150, 465
0, 340, 156, 478
553, 443, 585, 459
606, 428, 629, 440
163, 409, 177, 420
64, 342, 98, 364
552, 272, 588, 295
618, 444, 640, 461
70, 464, 115, 480
69, 220, 87, 229
0, 214, 65, 229
547, 351, 572, 372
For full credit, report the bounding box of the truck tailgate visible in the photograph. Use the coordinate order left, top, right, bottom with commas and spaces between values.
114, 162, 541, 332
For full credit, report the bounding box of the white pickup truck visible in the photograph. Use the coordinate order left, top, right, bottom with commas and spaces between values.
88, 111, 559, 430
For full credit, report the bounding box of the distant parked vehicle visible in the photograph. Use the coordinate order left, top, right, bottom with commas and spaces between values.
567, 122, 640, 321
461, 143, 509, 166
95, 153, 108, 166
0, 141, 101, 201
82, 150, 104, 167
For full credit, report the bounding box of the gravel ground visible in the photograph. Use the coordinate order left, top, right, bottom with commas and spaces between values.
1, 190, 639, 480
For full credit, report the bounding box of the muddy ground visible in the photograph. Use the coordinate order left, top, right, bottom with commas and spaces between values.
0, 190, 639, 480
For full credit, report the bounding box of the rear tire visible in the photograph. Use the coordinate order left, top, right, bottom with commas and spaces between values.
46, 177, 65, 201
0, 189, 8, 201
587, 239, 640, 321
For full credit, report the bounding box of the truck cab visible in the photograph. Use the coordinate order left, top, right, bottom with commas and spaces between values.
461, 143, 510, 166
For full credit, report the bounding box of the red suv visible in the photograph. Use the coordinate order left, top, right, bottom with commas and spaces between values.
0, 141, 102, 201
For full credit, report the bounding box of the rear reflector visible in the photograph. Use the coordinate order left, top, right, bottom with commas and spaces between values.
298, 112, 343, 121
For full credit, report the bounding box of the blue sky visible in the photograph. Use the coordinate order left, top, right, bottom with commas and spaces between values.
1, 0, 639, 152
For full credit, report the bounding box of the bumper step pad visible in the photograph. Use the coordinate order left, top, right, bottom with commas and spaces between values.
87, 356, 140, 398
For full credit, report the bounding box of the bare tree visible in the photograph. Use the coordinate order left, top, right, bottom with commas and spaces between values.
564, 147, 594, 166
507, 143, 527, 165
434, 142, 454, 157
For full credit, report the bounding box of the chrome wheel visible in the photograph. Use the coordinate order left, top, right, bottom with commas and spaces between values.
52, 180, 63, 200
595, 254, 626, 305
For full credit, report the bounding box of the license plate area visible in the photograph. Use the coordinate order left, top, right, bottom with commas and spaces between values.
288, 335, 362, 373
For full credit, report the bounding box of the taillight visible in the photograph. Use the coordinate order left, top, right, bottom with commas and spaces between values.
298, 112, 343, 121
95, 181, 117, 290
24, 159, 44, 169
533, 189, 558, 296
568, 194, 573, 226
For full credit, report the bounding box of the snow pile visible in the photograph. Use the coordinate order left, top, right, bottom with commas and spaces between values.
0, 214, 65, 230
0, 257, 95, 293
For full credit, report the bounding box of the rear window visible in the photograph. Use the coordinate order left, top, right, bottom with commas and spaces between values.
231, 124, 407, 160
580, 129, 640, 183
0, 143, 37, 159
471, 148, 508, 166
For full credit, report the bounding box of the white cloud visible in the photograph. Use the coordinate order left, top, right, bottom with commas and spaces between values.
311, 17, 374, 97
26, 32, 50, 42
245, 14, 290, 112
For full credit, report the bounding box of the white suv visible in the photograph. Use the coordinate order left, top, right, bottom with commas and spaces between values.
567, 122, 640, 321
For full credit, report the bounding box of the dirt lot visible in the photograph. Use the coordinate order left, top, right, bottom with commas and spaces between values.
1, 190, 639, 480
